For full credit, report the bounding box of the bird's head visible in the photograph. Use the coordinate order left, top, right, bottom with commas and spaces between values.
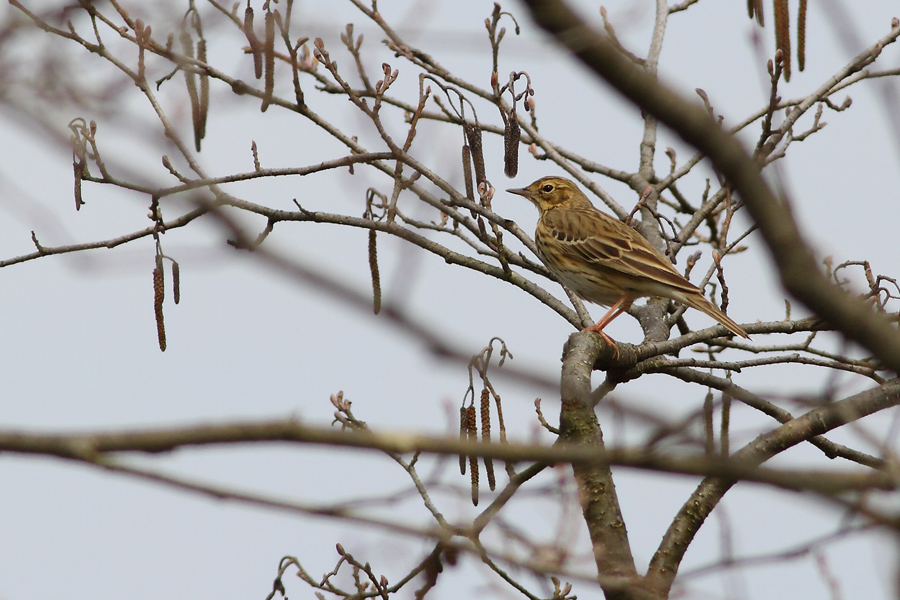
507, 176, 586, 212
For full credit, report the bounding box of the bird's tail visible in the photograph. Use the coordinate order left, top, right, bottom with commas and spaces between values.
681, 292, 750, 339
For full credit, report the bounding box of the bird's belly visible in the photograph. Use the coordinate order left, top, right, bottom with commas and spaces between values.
542, 259, 623, 306
537, 238, 626, 306
556, 271, 623, 306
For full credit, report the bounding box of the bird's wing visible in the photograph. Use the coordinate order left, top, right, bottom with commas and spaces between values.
541, 206, 700, 295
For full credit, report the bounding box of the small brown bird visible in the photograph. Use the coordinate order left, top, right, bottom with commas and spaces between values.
508, 176, 749, 348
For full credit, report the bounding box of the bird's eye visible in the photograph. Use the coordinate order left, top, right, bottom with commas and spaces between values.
541, 184, 554, 193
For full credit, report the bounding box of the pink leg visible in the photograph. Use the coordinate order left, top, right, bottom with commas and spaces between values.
583, 293, 634, 351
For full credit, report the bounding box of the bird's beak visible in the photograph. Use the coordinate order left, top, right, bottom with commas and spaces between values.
506, 187, 533, 199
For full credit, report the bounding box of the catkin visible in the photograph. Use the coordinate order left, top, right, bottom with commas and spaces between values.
721, 389, 732, 456
797, 0, 807, 72
368, 229, 381, 314
480, 387, 495, 491
197, 39, 209, 145
172, 260, 181, 305
466, 403, 479, 506
73, 159, 84, 211
774, 0, 791, 81
480, 388, 491, 439
180, 32, 202, 152
261, 11, 275, 112
503, 110, 520, 178
464, 124, 486, 187
747, 0, 763, 26
462, 144, 475, 203
244, 6, 263, 79
153, 265, 166, 352
703, 390, 715, 455
459, 406, 468, 475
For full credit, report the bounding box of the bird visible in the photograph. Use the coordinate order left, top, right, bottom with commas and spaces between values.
507, 176, 749, 349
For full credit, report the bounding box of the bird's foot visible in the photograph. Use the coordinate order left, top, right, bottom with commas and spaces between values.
582, 323, 619, 356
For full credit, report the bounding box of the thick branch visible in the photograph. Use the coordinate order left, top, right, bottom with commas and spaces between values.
646, 377, 900, 593
558, 331, 642, 599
